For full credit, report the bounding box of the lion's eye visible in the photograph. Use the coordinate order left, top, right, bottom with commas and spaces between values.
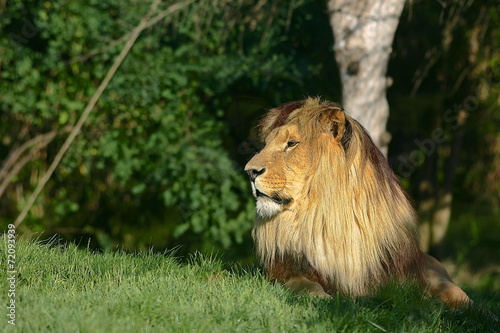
286, 140, 299, 150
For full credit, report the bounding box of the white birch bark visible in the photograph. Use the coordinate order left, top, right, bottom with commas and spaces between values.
327, 0, 406, 156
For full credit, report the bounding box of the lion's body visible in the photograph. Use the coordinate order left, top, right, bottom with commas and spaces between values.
245, 98, 470, 306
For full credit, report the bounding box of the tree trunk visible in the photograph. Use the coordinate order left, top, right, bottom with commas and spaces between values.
418, 148, 439, 253
327, 0, 405, 156
429, 124, 465, 257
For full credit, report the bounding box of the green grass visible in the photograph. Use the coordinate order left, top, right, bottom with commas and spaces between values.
0, 238, 498, 333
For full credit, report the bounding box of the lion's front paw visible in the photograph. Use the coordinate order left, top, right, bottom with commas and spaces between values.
285, 276, 331, 298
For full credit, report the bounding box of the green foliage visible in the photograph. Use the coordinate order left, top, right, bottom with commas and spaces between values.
0, 0, 315, 250
1, 238, 498, 332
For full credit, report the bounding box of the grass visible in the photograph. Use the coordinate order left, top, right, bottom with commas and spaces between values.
0, 238, 499, 333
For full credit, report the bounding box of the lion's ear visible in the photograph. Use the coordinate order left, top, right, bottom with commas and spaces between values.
319, 106, 346, 142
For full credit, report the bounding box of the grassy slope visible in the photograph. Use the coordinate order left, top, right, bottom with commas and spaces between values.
0, 238, 498, 333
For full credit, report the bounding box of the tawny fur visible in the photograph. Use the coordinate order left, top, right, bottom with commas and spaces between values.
245, 97, 471, 306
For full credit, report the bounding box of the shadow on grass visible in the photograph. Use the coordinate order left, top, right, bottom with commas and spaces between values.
281, 280, 500, 333
226, 258, 500, 332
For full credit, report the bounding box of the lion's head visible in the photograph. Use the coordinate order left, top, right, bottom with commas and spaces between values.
245, 98, 423, 296
245, 99, 348, 218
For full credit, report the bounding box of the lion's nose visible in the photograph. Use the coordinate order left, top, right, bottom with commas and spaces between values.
246, 168, 266, 181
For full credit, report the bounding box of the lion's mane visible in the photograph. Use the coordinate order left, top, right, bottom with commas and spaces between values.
252, 98, 423, 296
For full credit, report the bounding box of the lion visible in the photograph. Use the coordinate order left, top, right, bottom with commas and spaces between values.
244, 97, 471, 308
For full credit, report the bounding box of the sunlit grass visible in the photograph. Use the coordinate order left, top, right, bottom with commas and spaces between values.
0, 238, 498, 332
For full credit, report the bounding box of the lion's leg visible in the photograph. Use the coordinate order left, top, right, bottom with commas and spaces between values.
284, 276, 331, 298
422, 253, 471, 308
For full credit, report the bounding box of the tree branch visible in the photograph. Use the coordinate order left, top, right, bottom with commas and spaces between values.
0, 130, 57, 182
0, 127, 71, 199
67, 0, 195, 65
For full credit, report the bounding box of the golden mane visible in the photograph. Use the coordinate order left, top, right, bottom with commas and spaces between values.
250, 97, 423, 296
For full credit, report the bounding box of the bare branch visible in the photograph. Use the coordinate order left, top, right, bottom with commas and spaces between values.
0, 126, 72, 199
1, 130, 57, 182
66, 0, 195, 65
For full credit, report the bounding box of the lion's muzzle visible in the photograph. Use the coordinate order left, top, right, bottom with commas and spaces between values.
245, 165, 289, 217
